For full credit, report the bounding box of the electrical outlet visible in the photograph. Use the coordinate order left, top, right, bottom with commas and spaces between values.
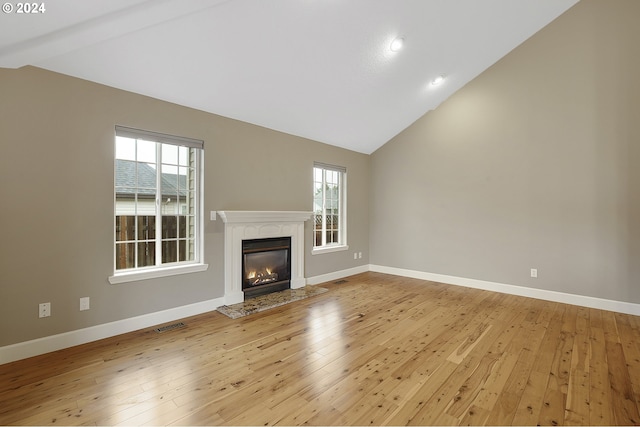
531, 268, 538, 278
39, 302, 51, 318
80, 297, 90, 311
353, 252, 358, 260
358, 252, 362, 259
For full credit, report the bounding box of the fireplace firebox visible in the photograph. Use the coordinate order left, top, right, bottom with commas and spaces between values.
242, 237, 291, 299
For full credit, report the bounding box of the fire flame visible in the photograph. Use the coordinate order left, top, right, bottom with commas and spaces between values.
246, 267, 278, 286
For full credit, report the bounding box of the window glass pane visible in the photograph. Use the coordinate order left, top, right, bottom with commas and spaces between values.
179, 240, 187, 262
137, 242, 155, 267
327, 170, 338, 185
162, 216, 178, 239
115, 136, 136, 161
115, 195, 135, 216
137, 139, 156, 163
137, 163, 157, 190
161, 200, 178, 215
182, 217, 195, 239
136, 196, 156, 215
314, 183, 323, 215
115, 216, 135, 241
115, 159, 137, 193
137, 215, 155, 241
183, 238, 193, 262
178, 146, 189, 166
327, 183, 338, 200
177, 167, 189, 191
162, 143, 178, 166
116, 242, 135, 270
184, 191, 195, 214
178, 216, 187, 238
162, 240, 177, 263
162, 164, 178, 184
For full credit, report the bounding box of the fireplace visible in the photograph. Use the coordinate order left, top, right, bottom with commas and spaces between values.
218, 211, 312, 305
242, 237, 291, 299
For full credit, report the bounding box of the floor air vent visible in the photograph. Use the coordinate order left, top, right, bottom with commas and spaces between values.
334, 279, 348, 284
155, 322, 186, 333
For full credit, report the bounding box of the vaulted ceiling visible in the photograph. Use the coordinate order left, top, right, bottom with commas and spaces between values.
0, 0, 578, 154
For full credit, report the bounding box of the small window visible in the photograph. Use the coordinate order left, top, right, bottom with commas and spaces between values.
112, 126, 204, 278
313, 162, 347, 252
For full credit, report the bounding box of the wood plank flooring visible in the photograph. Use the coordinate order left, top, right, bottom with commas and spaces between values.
1, 272, 639, 425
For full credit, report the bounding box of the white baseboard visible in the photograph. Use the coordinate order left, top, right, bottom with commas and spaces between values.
0, 265, 368, 365
306, 264, 370, 286
370, 264, 640, 316
5, 264, 638, 365
1, 264, 368, 365
0, 297, 225, 365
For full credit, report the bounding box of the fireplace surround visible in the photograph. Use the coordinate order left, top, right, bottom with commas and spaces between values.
218, 211, 312, 304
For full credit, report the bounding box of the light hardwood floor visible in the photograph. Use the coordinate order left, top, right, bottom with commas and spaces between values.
1, 272, 639, 426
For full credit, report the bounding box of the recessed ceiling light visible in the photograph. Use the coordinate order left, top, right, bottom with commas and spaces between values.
390, 37, 404, 52
431, 75, 445, 86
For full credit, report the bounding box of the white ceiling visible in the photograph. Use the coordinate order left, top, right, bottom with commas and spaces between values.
0, 0, 578, 154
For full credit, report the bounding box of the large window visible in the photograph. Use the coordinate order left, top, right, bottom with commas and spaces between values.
313, 162, 347, 252
113, 126, 204, 278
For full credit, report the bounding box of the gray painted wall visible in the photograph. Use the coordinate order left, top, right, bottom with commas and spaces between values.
370, 0, 640, 303
0, 66, 370, 347
2, 0, 638, 350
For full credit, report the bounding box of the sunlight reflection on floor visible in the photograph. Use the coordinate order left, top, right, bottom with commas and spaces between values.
305, 301, 347, 392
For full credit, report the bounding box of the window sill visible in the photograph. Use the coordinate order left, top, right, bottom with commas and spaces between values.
312, 244, 349, 255
109, 263, 209, 284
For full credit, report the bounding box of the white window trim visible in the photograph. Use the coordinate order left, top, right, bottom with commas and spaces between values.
312, 162, 347, 253
112, 126, 206, 282
311, 243, 349, 256
108, 263, 208, 284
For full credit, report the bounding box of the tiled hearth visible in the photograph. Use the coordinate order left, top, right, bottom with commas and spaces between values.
216, 286, 328, 319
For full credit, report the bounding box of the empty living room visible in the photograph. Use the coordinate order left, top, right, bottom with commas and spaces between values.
1, 0, 639, 425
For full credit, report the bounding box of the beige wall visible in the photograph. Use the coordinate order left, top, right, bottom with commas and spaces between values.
3, 0, 638, 351
0, 66, 370, 347
371, 0, 640, 303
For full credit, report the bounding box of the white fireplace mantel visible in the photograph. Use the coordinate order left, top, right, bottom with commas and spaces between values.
218, 211, 313, 304
218, 211, 313, 224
